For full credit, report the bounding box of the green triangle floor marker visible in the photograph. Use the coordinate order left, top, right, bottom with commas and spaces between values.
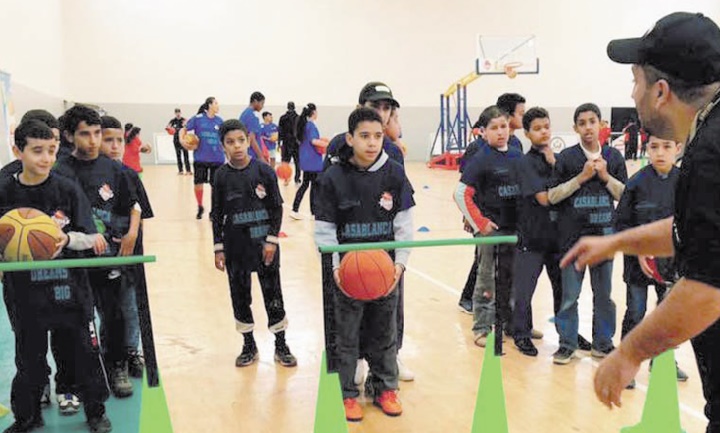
471, 332, 509, 433
139, 371, 174, 433
314, 352, 349, 433
0, 403, 9, 419
621, 349, 685, 433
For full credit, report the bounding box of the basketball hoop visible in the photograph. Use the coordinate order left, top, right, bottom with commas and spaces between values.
504, 61, 523, 79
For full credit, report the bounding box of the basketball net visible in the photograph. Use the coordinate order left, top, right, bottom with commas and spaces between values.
503, 61, 523, 79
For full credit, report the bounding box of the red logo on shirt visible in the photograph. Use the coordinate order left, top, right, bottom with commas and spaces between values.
99, 184, 114, 201
52, 210, 70, 229
255, 184, 267, 199
379, 192, 394, 211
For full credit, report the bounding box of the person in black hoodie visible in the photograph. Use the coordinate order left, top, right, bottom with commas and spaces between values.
278, 102, 300, 184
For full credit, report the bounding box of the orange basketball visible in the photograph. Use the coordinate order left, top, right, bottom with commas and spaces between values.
338, 250, 396, 301
0, 208, 61, 262
276, 162, 292, 181
166, 126, 176, 135
183, 133, 199, 151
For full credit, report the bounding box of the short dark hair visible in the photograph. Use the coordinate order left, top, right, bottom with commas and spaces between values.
522, 107, 550, 131
250, 92, 265, 103
14, 120, 54, 151
477, 106, 509, 128
262, 111, 272, 118
496, 93, 526, 116
641, 64, 711, 105
62, 105, 101, 135
174, 108, 181, 113
573, 103, 602, 124
20, 109, 59, 130
348, 107, 383, 134
219, 119, 249, 143
101, 115, 122, 130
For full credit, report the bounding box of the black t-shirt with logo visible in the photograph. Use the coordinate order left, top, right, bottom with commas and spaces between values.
54, 154, 137, 258
210, 159, 283, 271
673, 105, 720, 289
516, 147, 559, 252
315, 158, 414, 245
549, 144, 627, 253
0, 173, 97, 320
460, 145, 522, 231
615, 165, 678, 285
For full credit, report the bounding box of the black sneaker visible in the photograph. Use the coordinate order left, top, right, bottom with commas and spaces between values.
514, 338, 538, 357
127, 350, 145, 378
2, 416, 44, 433
274, 343, 298, 367
235, 344, 259, 367
676, 366, 689, 382
578, 334, 592, 351
87, 414, 113, 433
196, 205, 204, 220
39, 384, 51, 408
591, 345, 615, 359
110, 362, 133, 398
649, 360, 690, 382
457, 298, 472, 314
364, 372, 375, 398
553, 347, 576, 365
626, 378, 636, 390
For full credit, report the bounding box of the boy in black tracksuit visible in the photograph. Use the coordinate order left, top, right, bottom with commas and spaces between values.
210, 119, 296, 369
614, 135, 687, 388
454, 106, 521, 347
1, 120, 111, 433
512, 107, 564, 356
100, 115, 155, 378
548, 103, 627, 365
54, 106, 138, 398
314, 108, 414, 422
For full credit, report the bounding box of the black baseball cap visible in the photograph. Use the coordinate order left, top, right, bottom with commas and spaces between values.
359, 82, 400, 108
607, 12, 720, 85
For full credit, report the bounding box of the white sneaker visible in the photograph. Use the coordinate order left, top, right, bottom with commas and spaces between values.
397, 357, 415, 382
354, 359, 367, 386
289, 211, 302, 220
57, 393, 81, 416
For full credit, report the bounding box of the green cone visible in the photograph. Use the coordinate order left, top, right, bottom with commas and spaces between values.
139, 372, 174, 433
471, 332, 509, 433
621, 350, 685, 433
314, 352, 349, 433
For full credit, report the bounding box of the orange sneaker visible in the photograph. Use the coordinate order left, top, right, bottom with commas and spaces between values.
343, 398, 363, 422
374, 390, 402, 417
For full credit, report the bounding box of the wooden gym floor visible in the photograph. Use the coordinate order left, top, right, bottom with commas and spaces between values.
1, 159, 710, 433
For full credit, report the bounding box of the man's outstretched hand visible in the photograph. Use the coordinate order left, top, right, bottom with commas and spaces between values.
560, 235, 618, 270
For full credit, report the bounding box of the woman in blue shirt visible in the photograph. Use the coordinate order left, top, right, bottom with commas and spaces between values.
290, 103, 326, 219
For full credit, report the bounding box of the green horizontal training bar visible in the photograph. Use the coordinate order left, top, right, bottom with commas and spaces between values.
318, 236, 518, 254
0, 255, 156, 272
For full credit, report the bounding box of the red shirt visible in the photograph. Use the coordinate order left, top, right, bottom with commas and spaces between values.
123, 136, 143, 173
599, 127, 612, 146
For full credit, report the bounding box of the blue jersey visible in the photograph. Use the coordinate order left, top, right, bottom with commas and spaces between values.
299, 121, 323, 173
261, 122, 279, 150
240, 107, 263, 158
186, 113, 225, 164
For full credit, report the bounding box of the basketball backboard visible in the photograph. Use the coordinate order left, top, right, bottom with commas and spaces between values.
476, 35, 539, 77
